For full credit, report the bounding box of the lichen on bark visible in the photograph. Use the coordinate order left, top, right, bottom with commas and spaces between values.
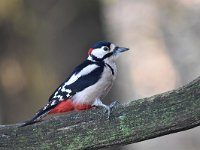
0, 77, 200, 150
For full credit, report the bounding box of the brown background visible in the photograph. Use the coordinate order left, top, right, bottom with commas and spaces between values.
0, 0, 200, 150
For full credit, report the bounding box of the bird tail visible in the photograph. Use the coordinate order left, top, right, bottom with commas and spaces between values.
19, 99, 60, 127
19, 106, 52, 127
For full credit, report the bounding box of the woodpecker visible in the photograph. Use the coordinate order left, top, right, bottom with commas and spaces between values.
20, 41, 129, 127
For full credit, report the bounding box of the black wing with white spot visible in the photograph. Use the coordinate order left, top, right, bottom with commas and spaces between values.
20, 60, 105, 127
48, 60, 105, 101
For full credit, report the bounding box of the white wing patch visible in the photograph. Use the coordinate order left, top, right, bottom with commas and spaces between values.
65, 64, 99, 85
50, 64, 99, 102
65, 74, 78, 86
50, 100, 57, 106
61, 88, 72, 93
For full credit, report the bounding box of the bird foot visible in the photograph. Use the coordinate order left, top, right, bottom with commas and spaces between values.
103, 101, 120, 119
92, 99, 120, 119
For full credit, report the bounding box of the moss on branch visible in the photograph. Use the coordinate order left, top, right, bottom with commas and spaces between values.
0, 77, 200, 150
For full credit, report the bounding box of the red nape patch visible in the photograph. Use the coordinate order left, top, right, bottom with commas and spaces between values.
48, 99, 74, 114
88, 48, 94, 56
74, 103, 93, 110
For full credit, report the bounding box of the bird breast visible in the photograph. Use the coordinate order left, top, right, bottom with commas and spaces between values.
72, 63, 117, 104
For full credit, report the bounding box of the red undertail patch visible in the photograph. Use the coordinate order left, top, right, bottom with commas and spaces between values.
48, 100, 74, 114
48, 99, 93, 114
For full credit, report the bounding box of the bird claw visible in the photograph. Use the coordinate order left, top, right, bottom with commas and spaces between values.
103, 101, 120, 119
110, 101, 120, 109
92, 99, 120, 119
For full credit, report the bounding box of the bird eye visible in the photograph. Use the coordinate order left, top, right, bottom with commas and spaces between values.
103, 46, 110, 51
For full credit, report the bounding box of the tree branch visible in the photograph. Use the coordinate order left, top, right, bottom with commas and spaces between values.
0, 76, 200, 150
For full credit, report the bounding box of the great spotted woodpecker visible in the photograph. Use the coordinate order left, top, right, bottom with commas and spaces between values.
20, 41, 129, 127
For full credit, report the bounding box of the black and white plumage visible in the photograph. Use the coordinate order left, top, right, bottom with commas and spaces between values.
20, 41, 129, 127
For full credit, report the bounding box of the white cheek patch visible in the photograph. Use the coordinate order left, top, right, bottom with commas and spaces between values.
92, 48, 107, 59
110, 44, 116, 52
66, 64, 99, 85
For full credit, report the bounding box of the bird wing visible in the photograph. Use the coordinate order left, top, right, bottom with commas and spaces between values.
20, 60, 104, 127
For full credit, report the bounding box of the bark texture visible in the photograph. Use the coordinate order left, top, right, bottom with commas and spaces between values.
0, 77, 200, 150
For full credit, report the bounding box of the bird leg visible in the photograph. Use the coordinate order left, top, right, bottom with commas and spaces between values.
92, 98, 119, 118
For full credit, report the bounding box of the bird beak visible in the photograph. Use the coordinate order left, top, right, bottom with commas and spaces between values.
114, 47, 129, 54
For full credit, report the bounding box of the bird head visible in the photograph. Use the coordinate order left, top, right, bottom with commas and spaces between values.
87, 41, 129, 63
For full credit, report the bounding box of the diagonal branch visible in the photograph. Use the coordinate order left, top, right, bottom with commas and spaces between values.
0, 76, 200, 150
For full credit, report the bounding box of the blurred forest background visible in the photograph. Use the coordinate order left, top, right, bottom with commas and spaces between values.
0, 0, 200, 150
